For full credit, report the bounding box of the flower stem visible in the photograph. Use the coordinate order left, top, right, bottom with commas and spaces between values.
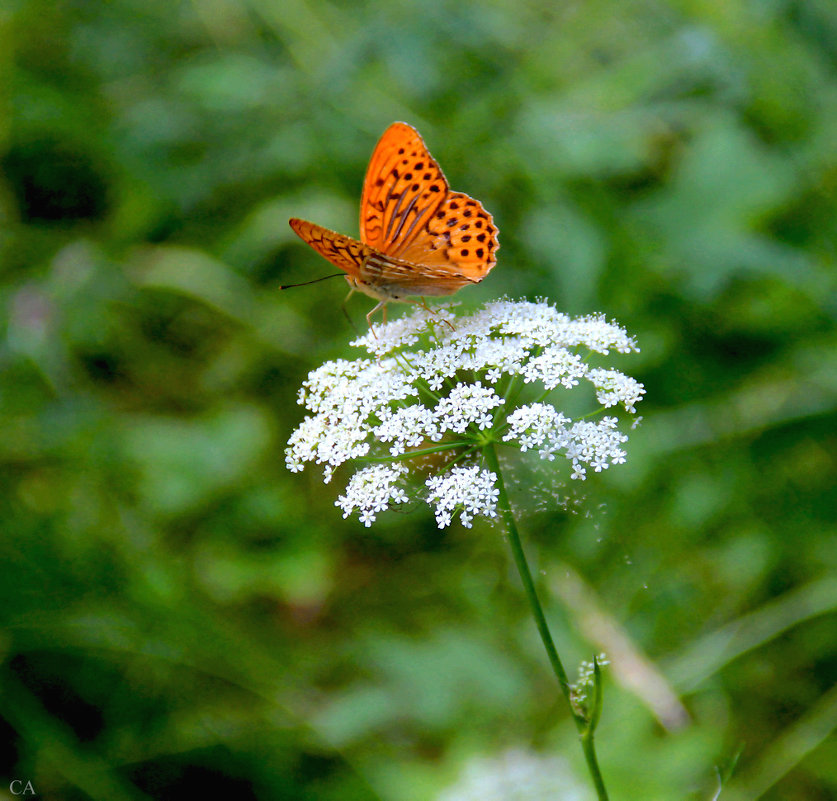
482, 442, 610, 801
358, 442, 469, 463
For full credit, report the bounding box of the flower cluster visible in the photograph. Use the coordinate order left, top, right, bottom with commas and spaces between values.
569, 653, 610, 717
286, 300, 644, 528
426, 466, 499, 529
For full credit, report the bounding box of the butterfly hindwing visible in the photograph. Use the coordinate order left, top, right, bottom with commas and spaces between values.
396, 191, 498, 279
360, 251, 477, 297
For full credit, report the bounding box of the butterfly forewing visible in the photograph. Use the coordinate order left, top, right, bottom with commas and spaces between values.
360, 123, 449, 256
289, 218, 371, 278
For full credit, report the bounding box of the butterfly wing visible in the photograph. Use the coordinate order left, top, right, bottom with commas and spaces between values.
289, 218, 372, 278
360, 122, 448, 255
360, 252, 480, 297
395, 191, 498, 280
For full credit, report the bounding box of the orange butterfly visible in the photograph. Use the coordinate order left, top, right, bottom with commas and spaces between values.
288, 122, 499, 326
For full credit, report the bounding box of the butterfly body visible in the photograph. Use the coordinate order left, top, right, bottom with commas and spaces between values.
288, 218, 484, 303
289, 122, 498, 320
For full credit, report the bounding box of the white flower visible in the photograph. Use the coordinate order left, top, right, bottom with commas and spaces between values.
586, 368, 646, 413
335, 463, 409, 526
426, 466, 499, 529
286, 300, 643, 528
434, 382, 503, 434
521, 346, 587, 390
285, 412, 371, 483
374, 405, 441, 456
438, 748, 587, 801
502, 404, 570, 454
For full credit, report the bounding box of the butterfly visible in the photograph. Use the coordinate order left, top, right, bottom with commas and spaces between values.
288, 122, 498, 326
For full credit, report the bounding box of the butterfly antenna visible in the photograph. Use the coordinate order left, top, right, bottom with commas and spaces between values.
279, 273, 345, 290
341, 288, 359, 335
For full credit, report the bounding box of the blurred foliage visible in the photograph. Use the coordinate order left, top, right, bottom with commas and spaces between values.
0, 0, 835, 799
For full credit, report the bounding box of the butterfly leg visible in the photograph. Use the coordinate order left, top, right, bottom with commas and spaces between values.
414, 296, 455, 332
365, 300, 387, 338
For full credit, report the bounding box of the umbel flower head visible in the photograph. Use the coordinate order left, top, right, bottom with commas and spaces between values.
286, 300, 644, 528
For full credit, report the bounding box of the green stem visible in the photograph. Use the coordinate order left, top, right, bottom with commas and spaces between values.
482, 442, 609, 801
358, 442, 469, 463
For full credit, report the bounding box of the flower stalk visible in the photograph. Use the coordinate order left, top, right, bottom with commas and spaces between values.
483, 441, 609, 801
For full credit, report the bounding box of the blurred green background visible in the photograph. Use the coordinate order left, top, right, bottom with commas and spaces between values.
1, 0, 835, 799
